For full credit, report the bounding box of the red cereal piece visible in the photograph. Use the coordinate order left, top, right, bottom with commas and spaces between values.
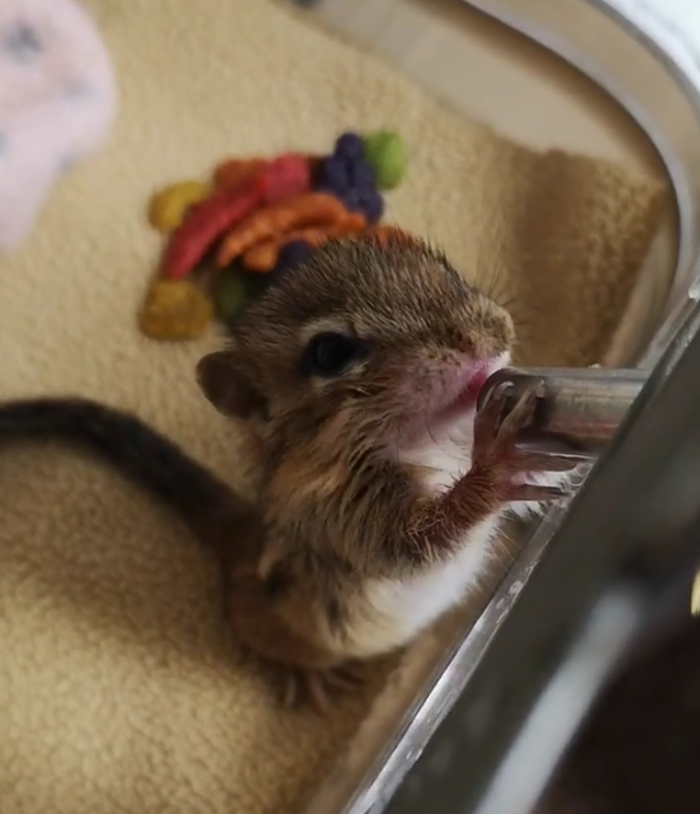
255, 153, 311, 205
160, 184, 263, 280
159, 155, 313, 281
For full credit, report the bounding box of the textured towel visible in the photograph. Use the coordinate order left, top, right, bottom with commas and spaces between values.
0, 0, 116, 253
0, 1, 669, 813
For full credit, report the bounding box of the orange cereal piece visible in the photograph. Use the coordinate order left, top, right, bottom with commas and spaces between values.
216, 191, 352, 267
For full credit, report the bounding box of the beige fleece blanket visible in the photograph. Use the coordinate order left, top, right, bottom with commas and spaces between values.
0, 1, 668, 812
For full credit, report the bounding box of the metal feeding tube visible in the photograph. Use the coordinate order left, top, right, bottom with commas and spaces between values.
476, 366, 650, 458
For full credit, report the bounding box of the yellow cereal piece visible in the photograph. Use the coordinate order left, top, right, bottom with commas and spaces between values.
148, 180, 211, 233
138, 279, 213, 341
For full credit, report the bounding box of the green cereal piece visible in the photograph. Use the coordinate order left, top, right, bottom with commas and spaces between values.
363, 130, 407, 190
215, 270, 252, 325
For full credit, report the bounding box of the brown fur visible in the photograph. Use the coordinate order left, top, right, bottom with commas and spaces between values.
197, 235, 570, 704
0, 235, 572, 709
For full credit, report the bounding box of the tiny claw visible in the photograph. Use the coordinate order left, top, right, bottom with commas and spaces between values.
282, 671, 300, 708
307, 674, 331, 714
498, 386, 539, 438
509, 483, 568, 502
477, 379, 514, 414
278, 663, 365, 713
325, 663, 365, 691
513, 449, 590, 473
474, 382, 543, 467
280, 669, 329, 713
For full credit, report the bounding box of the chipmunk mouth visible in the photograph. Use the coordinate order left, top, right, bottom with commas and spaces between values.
437, 355, 508, 419
453, 367, 491, 408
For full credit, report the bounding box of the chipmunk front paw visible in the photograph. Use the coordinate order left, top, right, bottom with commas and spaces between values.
473, 382, 580, 503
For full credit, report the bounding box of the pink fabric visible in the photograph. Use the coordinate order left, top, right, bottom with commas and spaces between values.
0, 0, 117, 253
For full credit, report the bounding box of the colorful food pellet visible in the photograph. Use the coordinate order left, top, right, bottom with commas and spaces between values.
319, 155, 350, 193
361, 190, 384, 224
213, 157, 268, 190
342, 188, 362, 212
160, 183, 263, 280
334, 132, 365, 160
265, 239, 314, 285
363, 130, 407, 190
141, 128, 407, 340
256, 153, 312, 205
148, 180, 211, 234
314, 132, 386, 225
279, 239, 314, 268
217, 191, 356, 268
241, 215, 366, 272
162, 156, 314, 281
215, 271, 252, 324
349, 159, 375, 190
139, 279, 214, 341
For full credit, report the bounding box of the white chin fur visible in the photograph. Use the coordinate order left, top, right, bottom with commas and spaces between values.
338, 407, 497, 658
336, 352, 589, 659
337, 367, 497, 658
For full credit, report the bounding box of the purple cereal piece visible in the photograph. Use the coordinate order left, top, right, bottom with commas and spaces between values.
343, 188, 362, 212
361, 191, 385, 224
278, 239, 313, 268
320, 155, 349, 193
313, 181, 336, 196
334, 132, 365, 160
266, 240, 314, 287
349, 158, 376, 190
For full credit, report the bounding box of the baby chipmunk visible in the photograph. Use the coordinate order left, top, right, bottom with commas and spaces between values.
0, 234, 575, 709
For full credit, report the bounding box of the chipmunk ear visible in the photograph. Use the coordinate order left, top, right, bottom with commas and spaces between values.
196, 350, 266, 419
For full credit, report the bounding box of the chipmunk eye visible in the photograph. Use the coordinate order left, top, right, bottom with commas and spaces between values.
302, 332, 365, 378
